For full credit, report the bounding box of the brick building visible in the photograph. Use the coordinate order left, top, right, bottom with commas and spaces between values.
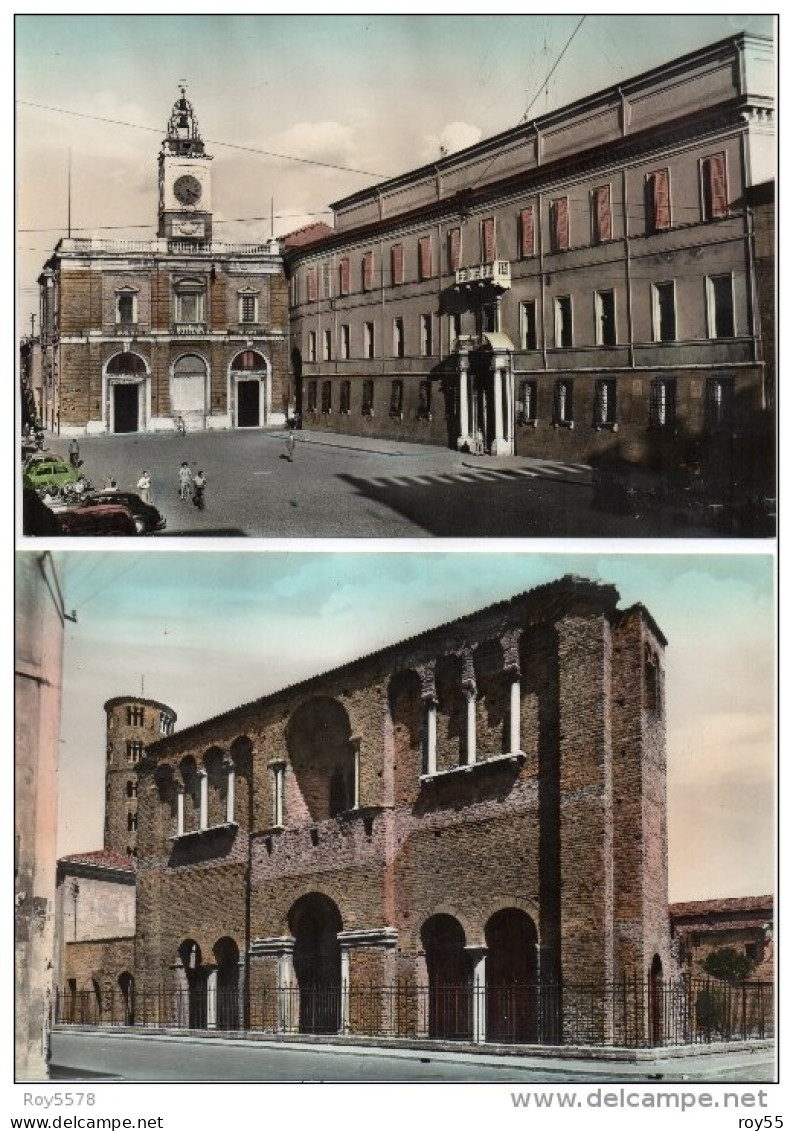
121, 575, 672, 1043
287, 33, 775, 490
36, 88, 289, 436
670, 895, 774, 982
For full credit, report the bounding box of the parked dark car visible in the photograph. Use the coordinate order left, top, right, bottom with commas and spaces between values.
54, 503, 138, 537
81, 491, 166, 534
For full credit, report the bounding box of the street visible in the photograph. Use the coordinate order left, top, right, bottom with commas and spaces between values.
36, 428, 719, 540
47, 1029, 775, 1083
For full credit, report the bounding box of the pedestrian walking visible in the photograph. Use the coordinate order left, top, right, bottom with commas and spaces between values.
192, 470, 206, 510
286, 431, 296, 462
137, 470, 152, 503
178, 461, 193, 501
68, 438, 80, 468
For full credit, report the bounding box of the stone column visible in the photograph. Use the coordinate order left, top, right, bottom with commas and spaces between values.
198, 769, 208, 830
339, 947, 351, 1034
465, 689, 477, 765
351, 736, 361, 810
206, 968, 217, 1029
176, 786, 185, 836
457, 354, 471, 449
491, 355, 511, 455
493, 366, 504, 448
466, 945, 488, 1044
425, 696, 438, 776
270, 760, 285, 827
510, 675, 521, 754
224, 757, 236, 824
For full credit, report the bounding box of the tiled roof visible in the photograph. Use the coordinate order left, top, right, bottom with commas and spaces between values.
59, 849, 135, 872
283, 222, 333, 249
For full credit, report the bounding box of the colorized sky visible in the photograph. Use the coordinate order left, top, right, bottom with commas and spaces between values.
43, 547, 776, 904
14, 11, 775, 335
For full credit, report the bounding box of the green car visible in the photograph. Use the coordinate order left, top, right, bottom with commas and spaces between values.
23, 458, 82, 492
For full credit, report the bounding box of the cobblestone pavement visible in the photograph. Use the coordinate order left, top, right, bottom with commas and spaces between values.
34, 426, 722, 540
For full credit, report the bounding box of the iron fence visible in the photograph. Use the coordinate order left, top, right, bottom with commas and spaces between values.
53, 977, 773, 1048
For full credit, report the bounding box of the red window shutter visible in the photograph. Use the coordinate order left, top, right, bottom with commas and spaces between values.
448, 227, 461, 272
307, 267, 317, 302
706, 154, 727, 218
419, 236, 432, 280
339, 257, 350, 295
391, 244, 404, 286
520, 208, 535, 257
595, 185, 612, 242
482, 217, 495, 262
652, 171, 671, 230
363, 251, 374, 290
552, 198, 569, 250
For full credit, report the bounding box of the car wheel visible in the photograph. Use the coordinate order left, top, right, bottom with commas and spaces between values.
134, 518, 146, 535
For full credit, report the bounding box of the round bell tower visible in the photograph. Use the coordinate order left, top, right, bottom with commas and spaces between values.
104, 696, 177, 856
158, 86, 213, 242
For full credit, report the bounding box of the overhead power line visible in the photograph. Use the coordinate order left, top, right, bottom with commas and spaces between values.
18, 100, 389, 180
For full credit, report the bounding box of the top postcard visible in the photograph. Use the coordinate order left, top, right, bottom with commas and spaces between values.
18, 15, 777, 539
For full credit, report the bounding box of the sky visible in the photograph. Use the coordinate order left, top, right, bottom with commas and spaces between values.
42, 547, 776, 904
14, 11, 776, 336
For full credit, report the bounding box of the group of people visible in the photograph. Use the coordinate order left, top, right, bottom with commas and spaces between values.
178, 462, 206, 508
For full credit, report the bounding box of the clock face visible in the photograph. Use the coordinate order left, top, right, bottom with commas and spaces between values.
173, 174, 202, 206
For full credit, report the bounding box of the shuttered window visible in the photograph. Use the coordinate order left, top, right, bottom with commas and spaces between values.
448, 227, 462, 272
519, 207, 535, 258
592, 185, 612, 243
702, 154, 728, 220
645, 170, 671, 234
419, 235, 433, 280
307, 267, 318, 303
481, 217, 496, 262
391, 244, 404, 286
321, 262, 332, 298
362, 250, 374, 291
339, 257, 350, 295
550, 197, 570, 252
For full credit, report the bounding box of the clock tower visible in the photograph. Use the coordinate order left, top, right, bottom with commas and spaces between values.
158, 86, 213, 242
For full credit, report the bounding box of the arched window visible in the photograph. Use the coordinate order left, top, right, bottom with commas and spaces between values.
107, 352, 146, 376
231, 350, 267, 372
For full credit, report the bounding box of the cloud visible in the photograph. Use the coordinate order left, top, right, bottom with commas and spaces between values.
419, 121, 483, 163
269, 120, 361, 170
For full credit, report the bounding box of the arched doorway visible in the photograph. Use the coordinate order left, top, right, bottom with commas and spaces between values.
106, 352, 147, 433
288, 893, 343, 1034
286, 698, 356, 820
171, 354, 208, 430
177, 939, 208, 1029
485, 908, 537, 1042
231, 350, 269, 427
421, 914, 472, 1039
213, 937, 241, 1030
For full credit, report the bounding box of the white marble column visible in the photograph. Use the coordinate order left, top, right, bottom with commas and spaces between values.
510, 675, 521, 754
225, 759, 236, 824
457, 356, 471, 448
206, 968, 217, 1029
271, 761, 285, 827
493, 367, 504, 447
176, 786, 185, 836
465, 687, 477, 766
425, 697, 437, 776
198, 769, 208, 830
340, 947, 351, 1034
466, 945, 488, 1044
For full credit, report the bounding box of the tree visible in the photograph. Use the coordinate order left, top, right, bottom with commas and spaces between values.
701, 946, 758, 983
